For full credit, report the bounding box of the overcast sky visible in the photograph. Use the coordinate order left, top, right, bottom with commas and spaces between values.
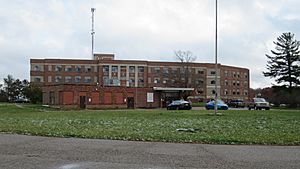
1, 0, 300, 88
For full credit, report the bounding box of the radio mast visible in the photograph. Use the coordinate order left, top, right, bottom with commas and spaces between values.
91, 8, 96, 59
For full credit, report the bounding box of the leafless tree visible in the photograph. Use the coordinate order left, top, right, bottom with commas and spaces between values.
174, 50, 197, 99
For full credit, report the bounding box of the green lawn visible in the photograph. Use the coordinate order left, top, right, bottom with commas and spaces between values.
0, 103, 299, 145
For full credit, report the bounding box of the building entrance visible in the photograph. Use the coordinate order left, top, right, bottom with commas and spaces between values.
79, 96, 86, 109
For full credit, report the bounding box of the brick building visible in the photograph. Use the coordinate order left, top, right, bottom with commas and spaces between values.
30, 54, 250, 109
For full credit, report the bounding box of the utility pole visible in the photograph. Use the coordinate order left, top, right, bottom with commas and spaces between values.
214, 0, 218, 115
91, 8, 96, 59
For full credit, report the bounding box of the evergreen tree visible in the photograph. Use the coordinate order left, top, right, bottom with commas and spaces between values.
263, 32, 300, 88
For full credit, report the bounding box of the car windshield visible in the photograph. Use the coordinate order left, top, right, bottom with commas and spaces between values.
254, 98, 266, 102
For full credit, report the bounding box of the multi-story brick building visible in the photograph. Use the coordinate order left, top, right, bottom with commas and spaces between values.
30, 53, 250, 109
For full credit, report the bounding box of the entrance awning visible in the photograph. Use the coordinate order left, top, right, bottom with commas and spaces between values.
153, 87, 194, 91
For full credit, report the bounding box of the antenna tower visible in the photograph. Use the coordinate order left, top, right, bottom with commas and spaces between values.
91, 8, 96, 59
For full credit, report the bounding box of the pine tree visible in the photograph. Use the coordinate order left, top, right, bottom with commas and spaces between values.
263, 32, 300, 88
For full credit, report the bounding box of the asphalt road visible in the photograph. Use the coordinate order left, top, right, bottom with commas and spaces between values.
0, 134, 299, 169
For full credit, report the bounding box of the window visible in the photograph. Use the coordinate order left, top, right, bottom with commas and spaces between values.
84, 76, 92, 83
85, 66, 92, 72
154, 78, 160, 84
138, 66, 144, 73
225, 80, 229, 86
75, 65, 81, 72
211, 80, 215, 85
112, 66, 118, 73
33, 65, 41, 71
163, 67, 169, 74
154, 67, 160, 74
138, 78, 144, 83
55, 76, 62, 83
48, 65, 52, 71
233, 81, 236, 86
103, 65, 109, 73
244, 73, 248, 78
211, 90, 216, 94
197, 79, 204, 84
225, 90, 229, 95
233, 91, 236, 95
48, 76, 52, 83
129, 66, 135, 73
237, 81, 240, 86
211, 71, 216, 75
55, 65, 62, 72
65, 76, 72, 83
34, 77, 41, 82
75, 76, 81, 83
198, 70, 204, 74
65, 65, 73, 72
224, 71, 228, 77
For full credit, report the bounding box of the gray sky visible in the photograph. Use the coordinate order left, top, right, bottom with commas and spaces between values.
1, 0, 300, 88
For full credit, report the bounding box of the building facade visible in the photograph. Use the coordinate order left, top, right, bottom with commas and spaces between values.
30, 54, 250, 109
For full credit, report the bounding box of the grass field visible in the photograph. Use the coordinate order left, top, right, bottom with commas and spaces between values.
0, 103, 299, 145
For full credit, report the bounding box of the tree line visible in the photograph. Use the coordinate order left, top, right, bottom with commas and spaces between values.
0, 75, 42, 103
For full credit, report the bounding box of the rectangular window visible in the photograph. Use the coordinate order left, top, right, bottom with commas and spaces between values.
75, 65, 81, 72
85, 66, 92, 72
211, 80, 215, 85
75, 76, 81, 83
163, 67, 169, 74
138, 66, 144, 73
55, 76, 62, 83
198, 70, 204, 74
138, 78, 144, 83
48, 65, 52, 71
65, 76, 72, 83
103, 65, 109, 73
32, 65, 42, 71
129, 66, 135, 73
48, 76, 52, 83
55, 65, 62, 72
112, 66, 118, 73
210, 71, 216, 75
154, 67, 160, 74
84, 76, 92, 83
154, 78, 160, 84
34, 77, 41, 82
65, 65, 73, 72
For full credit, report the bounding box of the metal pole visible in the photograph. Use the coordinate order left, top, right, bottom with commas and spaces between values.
91, 8, 96, 59
214, 0, 218, 115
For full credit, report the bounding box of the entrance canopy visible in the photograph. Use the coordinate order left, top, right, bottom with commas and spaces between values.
153, 87, 194, 92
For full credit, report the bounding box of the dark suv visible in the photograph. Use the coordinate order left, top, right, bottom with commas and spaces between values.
228, 100, 245, 108
167, 100, 192, 110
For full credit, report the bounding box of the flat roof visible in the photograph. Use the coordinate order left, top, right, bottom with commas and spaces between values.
153, 87, 194, 91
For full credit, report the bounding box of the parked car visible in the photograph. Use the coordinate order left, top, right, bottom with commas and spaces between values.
228, 99, 245, 108
205, 100, 229, 110
248, 98, 270, 110
167, 100, 192, 110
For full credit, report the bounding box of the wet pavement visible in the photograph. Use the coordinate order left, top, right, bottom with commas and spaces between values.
0, 134, 299, 169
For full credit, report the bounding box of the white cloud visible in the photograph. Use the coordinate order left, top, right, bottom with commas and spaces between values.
0, 0, 300, 89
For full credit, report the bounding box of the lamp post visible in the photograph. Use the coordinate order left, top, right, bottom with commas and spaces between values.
214, 0, 218, 115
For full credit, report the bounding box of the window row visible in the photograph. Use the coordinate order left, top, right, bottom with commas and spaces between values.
102, 65, 144, 73
48, 65, 96, 73
224, 71, 248, 79
49, 76, 96, 83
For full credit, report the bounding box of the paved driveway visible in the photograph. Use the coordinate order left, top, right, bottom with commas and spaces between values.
0, 134, 299, 169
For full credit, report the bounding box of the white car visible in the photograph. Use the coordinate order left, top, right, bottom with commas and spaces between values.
248, 98, 270, 110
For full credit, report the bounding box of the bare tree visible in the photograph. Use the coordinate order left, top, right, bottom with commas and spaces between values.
174, 50, 197, 99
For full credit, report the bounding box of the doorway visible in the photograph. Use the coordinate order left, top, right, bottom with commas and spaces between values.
80, 96, 86, 109
127, 97, 134, 109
